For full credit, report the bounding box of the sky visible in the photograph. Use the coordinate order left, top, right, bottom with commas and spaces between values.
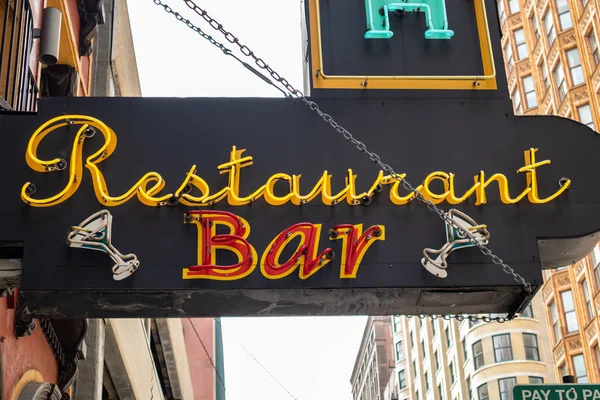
126, 1, 368, 399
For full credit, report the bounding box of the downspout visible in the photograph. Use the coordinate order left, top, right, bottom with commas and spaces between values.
214, 318, 226, 400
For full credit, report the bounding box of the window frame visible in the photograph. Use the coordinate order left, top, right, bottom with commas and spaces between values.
473, 340, 484, 370
561, 290, 579, 333
399, 369, 406, 389
498, 377, 518, 400
514, 28, 528, 60
493, 333, 514, 363
573, 353, 588, 383
477, 383, 489, 400
523, 333, 541, 361
566, 47, 584, 86
522, 75, 538, 109
553, 60, 567, 102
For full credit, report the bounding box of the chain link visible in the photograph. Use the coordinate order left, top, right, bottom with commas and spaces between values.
151, 0, 533, 322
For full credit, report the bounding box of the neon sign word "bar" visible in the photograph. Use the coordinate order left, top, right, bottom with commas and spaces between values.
183, 210, 385, 281
21, 115, 571, 208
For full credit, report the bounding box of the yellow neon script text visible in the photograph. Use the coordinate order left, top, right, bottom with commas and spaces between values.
21, 115, 572, 207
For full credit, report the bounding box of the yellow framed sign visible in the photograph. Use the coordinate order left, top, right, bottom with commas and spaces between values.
306, 0, 498, 90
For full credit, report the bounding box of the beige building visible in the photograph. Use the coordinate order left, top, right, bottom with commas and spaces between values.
388, 294, 555, 400
539, 243, 600, 383
351, 317, 395, 400
498, 0, 600, 128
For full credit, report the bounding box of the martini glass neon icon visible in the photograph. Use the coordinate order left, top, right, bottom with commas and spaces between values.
67, 210, 139, 281
421, 209, 490, 278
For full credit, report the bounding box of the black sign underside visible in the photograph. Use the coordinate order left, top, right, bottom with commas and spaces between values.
0, 97, 598, 318
318, 0, 485, 77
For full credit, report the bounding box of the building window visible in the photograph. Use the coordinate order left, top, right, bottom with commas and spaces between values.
499, 377, 517, 400
411, 331, 414, 348
587, 30, 600, 67
432, 320, 437, 337
509, 0, 520, 13
573, 354, 588, 382
530, 376, 544, 384
513, 86, 523, 114
553, 61, 567, 102
435, 350, 440, 370
473, 340, 484, 370
556, 0, 573, 30
416, 389, 420, 400
399, 369, 406, 389
593, 244, 600, 288
396, 340, 405, 361
493, 334, 514, 362
531, 14, 540, 40
522, 75, 537, 109
523, 333, 540, 361
515, 28, 528, 60
426, 372, 430, 392
550, 300, 562, 343
540, 59, 550, 89
422, 340, 426, 356
521, 303, 534, 318
544, 10, 556, 45
595, 345, 600, 371
450, 360, 455, 384
413, 360, 417, 378
566, 48, 584, 85
506, 43, 515, 72
478, 383, 489, 400
467, 377, 472, 400
498, 0, 507, 25
439, 383, 443, 400
561, 290, 579, 333
578, 104, 594, 130
446, 327, 451, 348
582, 278, 594, 319
393, 315, 402, 332
462, 338, 468, 362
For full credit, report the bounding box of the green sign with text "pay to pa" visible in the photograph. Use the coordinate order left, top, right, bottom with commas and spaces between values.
514, 385, 600, 400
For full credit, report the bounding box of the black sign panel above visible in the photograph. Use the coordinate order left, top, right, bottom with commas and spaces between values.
0, 97, 598, 318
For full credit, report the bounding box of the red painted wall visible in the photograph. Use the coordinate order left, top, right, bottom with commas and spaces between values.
0, 293, 58, 399
183, 318, 216, 400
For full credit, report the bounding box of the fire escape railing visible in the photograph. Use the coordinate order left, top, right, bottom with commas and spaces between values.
1, 0, 38, 112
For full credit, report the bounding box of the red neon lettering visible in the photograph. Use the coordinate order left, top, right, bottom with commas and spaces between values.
183, 210, 257, 280
260, 223, 334, 279
330, 224, 385, 278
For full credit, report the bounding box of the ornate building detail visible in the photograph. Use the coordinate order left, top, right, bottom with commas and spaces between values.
509, 14, 524, 27
579, 3, 596, 34
548, 42, 560, 67
572, 86, 589, 102
508, 71, 518, 92
537, 0, 549, 16
554, 343, 565, 362
558, 101, 571, 117
560, 31, 578, 46
585, 322, 597, 342
533, 42, 544, 62
525, 0, 535, 14
566, 337, 583, 351
575, 261, 585, 275
592, 68, 600, 93
544, 279, 555, 301
518, 60, 532, 73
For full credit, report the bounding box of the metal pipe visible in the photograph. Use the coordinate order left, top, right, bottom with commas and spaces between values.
39, 7, 61, 65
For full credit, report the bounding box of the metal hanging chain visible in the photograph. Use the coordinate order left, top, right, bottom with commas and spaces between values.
187, 318, 229, 395
151, 0, 533, 322
213, 318, 301, 400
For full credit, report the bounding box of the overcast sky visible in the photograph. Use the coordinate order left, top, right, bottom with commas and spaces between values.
127, 1, 368, 399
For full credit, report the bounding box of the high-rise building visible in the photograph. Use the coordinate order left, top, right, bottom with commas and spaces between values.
539, 243, 600, 383
387, 293, 555, 400
498, 0, 600, 127
496, 0, 600, 384
351, 316, 395, 400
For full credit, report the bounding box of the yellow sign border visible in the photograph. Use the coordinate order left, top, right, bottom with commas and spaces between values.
307, 0, 498, 90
